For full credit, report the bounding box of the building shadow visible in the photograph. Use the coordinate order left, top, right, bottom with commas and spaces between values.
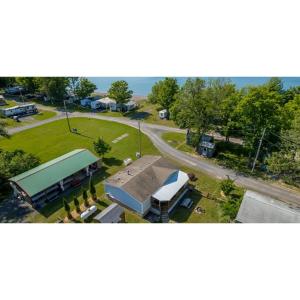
37, 167, 111, 218
103, 157, 123, 167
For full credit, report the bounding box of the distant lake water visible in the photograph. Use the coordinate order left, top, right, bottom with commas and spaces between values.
88, 77, 300, 96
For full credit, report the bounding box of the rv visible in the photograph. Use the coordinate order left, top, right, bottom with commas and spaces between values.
1, 103, 38, 117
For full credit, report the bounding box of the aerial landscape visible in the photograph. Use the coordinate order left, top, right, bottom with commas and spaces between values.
0, 76, 299, 223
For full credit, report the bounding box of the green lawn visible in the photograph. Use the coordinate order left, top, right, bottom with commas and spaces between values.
1, 110, 56, 128
167, 159, 238, 223
1, 99, 18, 108
0, 117, 158, 223
161, 132, 194, 153
127, 100, 177, 127
32, 110, 56, 121
0, 117, 236, 223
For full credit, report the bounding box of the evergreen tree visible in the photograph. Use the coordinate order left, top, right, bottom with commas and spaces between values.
82, 189, 89, 207
74, 197, 80, 213
89, 177, 97, 200
63, 198, 71, 219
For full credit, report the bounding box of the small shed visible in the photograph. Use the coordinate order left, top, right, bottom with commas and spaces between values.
93, 203, 125, 223
159, 109, 168, 119
198, 135, 215, 158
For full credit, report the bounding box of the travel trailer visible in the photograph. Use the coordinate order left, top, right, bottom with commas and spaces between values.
1, 103, 38, 117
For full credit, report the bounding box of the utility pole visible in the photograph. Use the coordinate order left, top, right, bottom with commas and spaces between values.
251, 127, 266, 173
138, 121, 142, 157
63, 100, 71, 132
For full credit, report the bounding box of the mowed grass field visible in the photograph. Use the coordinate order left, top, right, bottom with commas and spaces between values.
0, 117, 232, 223
0, 117, 158, 223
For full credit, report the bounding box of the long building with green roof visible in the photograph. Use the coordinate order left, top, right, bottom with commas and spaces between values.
10, 149, 101, 208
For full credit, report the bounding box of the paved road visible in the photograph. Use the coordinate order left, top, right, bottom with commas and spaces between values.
6, 107, 300, 205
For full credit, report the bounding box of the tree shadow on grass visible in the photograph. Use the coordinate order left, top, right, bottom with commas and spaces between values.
127, 111, 151, 120
103, 157, 123, 167
37, 167, 110, 218
169, 189, 203, 223
0, 194, 36, 223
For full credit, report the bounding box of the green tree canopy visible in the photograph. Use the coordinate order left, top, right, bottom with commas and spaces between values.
234, 84, 284, 153
0, 120, 9, 138
108, 80, 133, 106
0, 77, 16, 88
38, 77, 69, 101
0, 149, 40, 180
266, 115, 300, 186
89, 177, 96, 200
148, 77, 179, 112
93, 137, 111, 157
16, 77, 40, 93
170, 78, 214, 136
82, 189, 89, 207
205, 78, 238, 140
74, 78, 96, 99
63, 198, 71, 215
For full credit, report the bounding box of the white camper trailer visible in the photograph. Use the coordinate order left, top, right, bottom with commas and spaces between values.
1, 103, 38, 117
159, 109, 168, 119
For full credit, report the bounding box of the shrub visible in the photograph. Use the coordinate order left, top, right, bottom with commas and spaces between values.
220, 176, 235, 196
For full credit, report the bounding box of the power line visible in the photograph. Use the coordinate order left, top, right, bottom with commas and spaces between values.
269, 131, 300, 147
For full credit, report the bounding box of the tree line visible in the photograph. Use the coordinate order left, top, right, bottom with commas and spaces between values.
148, 77, 300, 185
0, 77, 133, 106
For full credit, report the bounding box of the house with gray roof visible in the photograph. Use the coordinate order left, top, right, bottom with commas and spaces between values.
104, 155, 189, 222
236, 190, 300, 223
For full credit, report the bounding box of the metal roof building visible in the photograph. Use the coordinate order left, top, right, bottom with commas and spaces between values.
10, 149, 101, 208
236, 190, 300, 223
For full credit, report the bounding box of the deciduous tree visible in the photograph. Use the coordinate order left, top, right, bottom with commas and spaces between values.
170, 78, 214, 137
0, 149, 40, 180
108, 80, 133, 109
93, 137, 111, 158
148, 77, 179, 113
38, 77, 69, 101
74, 78, 96, 100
